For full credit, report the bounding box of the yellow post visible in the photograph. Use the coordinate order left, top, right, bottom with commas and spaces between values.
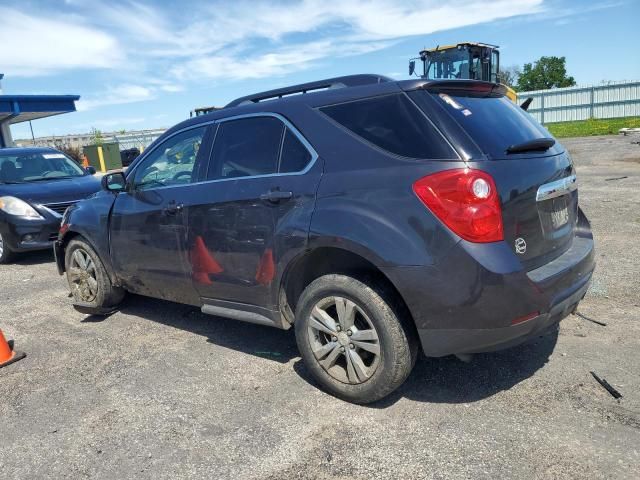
139, 145, 145, 153
97, 145, 107, 173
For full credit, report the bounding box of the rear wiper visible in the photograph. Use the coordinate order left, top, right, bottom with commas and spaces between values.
506, 138, 555, 154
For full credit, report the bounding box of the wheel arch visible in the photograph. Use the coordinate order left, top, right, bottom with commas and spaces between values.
58, 229, 120, 286
278, 245, 416, 332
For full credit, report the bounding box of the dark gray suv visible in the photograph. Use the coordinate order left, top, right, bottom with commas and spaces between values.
54, 75, 595, 403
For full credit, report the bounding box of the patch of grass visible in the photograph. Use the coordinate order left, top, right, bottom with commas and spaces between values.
545, 116, 640, 138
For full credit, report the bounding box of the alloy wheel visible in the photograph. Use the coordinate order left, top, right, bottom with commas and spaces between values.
68, 248, 99, 302
307, 296, 381, 385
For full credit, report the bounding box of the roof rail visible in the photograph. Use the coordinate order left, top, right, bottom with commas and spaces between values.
225, 74, 393, 108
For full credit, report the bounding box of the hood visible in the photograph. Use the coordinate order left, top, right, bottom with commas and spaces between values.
0, 175, 102, 205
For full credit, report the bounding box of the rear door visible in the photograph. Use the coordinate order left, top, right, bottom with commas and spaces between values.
186, 113, 320, 310
413, 87, 578, 269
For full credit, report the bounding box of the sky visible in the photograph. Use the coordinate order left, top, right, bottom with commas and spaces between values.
2, 0, 639, 139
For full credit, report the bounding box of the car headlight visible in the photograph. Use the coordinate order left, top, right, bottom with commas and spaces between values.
0, 196, 44, 219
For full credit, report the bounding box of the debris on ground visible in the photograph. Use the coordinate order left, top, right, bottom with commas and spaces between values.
619, 127, 640, 136
590, 371, 623, 400
255, 351, 283, 357
573, 310, 607, 326
604, 176, 628, 181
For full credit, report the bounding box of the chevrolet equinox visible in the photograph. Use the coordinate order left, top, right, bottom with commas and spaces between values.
55, 75, 595, 403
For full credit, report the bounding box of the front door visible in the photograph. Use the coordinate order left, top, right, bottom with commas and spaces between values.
186, 114, 320, 311
110, 125, 210, 304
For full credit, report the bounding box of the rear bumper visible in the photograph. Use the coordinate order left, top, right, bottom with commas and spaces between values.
0, 215, 60, 252
382, 225, 595, 357
417, 270, 591, 356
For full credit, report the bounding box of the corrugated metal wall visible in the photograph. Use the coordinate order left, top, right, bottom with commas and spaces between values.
518, 81, 640, 123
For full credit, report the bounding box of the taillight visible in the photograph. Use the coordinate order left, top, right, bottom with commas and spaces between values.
413, 168, 503, 243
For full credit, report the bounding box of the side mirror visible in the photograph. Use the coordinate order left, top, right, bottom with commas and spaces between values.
101, 172, 127, 192
85, 166, 97, 175
409, 60, 416, 77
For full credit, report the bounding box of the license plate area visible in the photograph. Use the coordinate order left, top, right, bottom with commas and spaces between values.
539, 195, 573, 235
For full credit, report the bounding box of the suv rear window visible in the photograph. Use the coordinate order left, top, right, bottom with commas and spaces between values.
427, 91, 552, 159
320, 94, 455, 159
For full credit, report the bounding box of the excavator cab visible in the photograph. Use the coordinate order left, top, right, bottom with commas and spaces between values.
410, 42, 517, 102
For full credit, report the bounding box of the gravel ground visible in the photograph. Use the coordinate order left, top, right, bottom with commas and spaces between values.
1, 135, 639, 479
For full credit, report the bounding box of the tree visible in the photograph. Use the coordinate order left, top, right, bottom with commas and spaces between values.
499, 65, 521, 88
517, 56, 576, 91
90, 127, 104, 146
56, 144, 83, 164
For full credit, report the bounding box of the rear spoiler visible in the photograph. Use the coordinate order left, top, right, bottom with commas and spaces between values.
422, 80, 507, 97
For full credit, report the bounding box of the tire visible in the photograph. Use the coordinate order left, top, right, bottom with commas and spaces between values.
65, 237, 124, 312
295, 274, 418, 404
0, 231, 16, 264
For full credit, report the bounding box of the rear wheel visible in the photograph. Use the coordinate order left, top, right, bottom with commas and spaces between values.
65, 238, 124, 312
0, 232, 16, 264
295, 274, 417, 404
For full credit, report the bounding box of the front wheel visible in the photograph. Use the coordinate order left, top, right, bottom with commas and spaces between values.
65, 237, 124, 313
0, 231, 16, 264
295, 274, 418, 404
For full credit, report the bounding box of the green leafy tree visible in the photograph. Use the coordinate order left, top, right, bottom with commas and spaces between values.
517, 56, 576, 91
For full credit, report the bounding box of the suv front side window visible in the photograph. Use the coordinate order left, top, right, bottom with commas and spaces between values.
134, 126, 207, 190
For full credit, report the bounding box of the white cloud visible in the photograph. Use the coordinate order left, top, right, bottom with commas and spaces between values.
76, 84, 154, 111
85, 0, 546, 81
0, 7, 123, 76
90, 117, 146, 128
173, 39, 395, 81
1, 0, 548, 85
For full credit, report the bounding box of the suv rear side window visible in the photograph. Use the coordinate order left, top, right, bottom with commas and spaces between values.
208, 117, 284, 180
279, 129, 312, 173
320, 93, 455, 159
427, 91, 552, 159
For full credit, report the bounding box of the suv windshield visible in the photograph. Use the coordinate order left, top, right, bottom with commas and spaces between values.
426, 49, 472, 80
0, 151, 85, 183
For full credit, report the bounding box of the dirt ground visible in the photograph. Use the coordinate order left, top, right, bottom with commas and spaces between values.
1, 135, 639, 479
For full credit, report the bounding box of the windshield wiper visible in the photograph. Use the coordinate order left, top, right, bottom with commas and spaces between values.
506, 138, 555, 154
27, 176, 78, 182
0, 180, 25, 184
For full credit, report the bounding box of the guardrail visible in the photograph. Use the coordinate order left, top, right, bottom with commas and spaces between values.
518, 80, 640, 124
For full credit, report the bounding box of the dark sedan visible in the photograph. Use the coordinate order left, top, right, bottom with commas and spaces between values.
0, 147, 100, 263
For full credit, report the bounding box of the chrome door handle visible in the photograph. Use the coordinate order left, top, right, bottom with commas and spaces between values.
260, 190, 293, 203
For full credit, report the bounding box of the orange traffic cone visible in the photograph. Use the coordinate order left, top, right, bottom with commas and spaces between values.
255, 248, 275, 285
190, 236, 223, 284
0, 329, 26, 369
192, 271, 213, 286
